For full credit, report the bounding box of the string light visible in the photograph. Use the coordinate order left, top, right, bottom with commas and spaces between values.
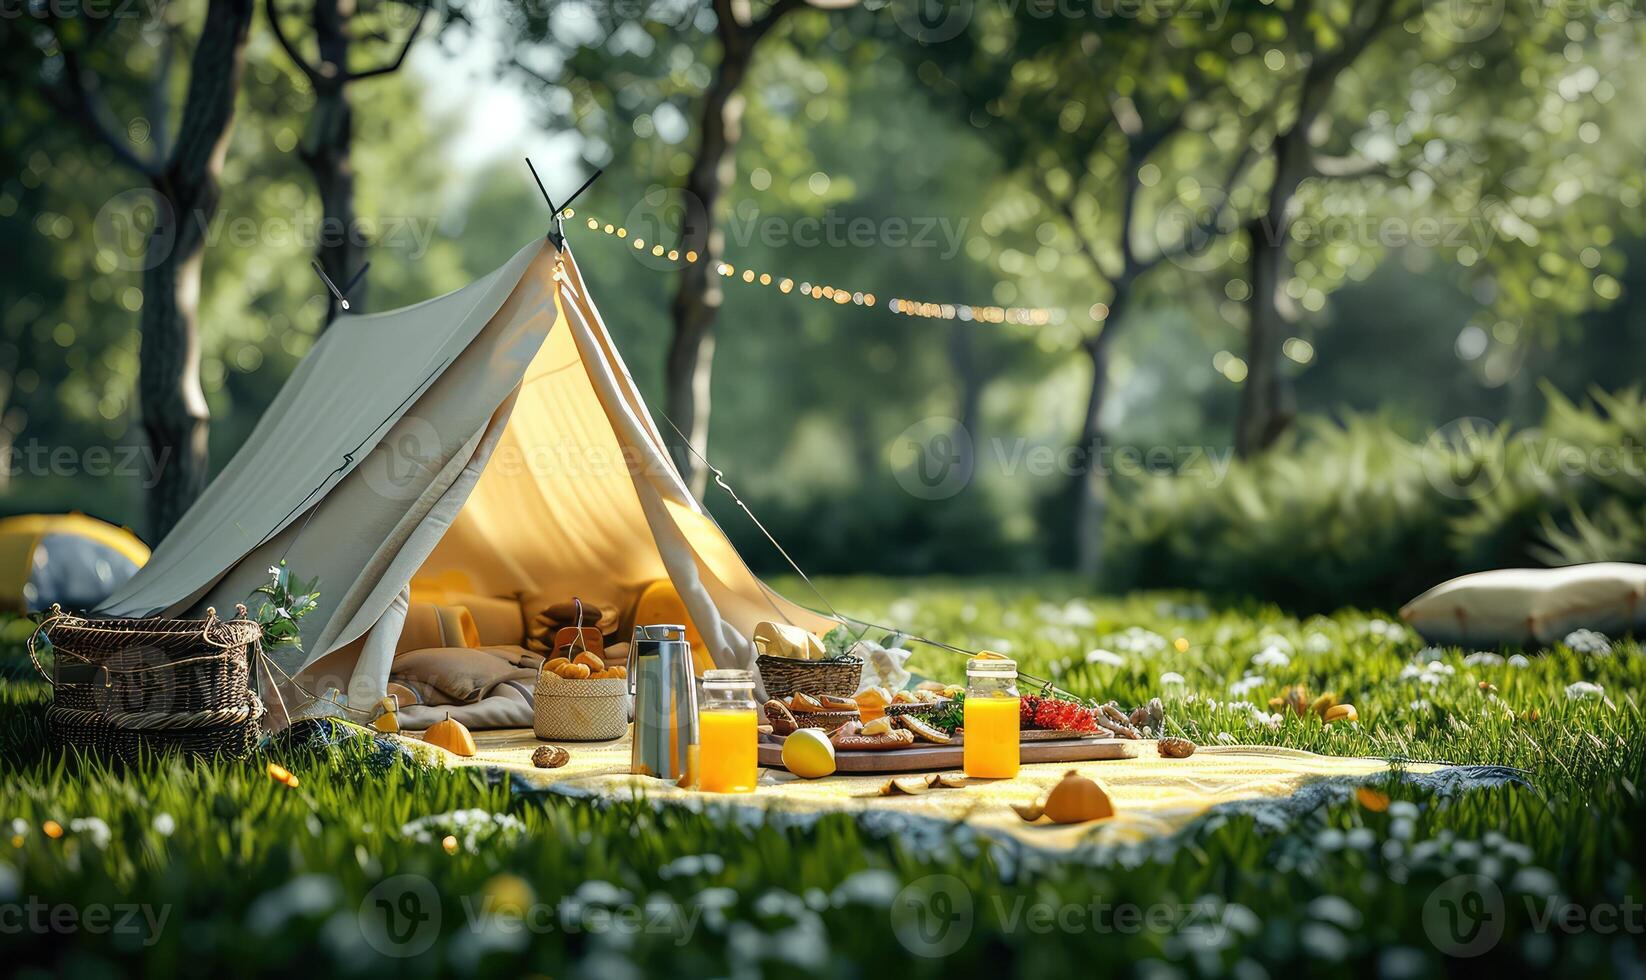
578, 214, 1071, 326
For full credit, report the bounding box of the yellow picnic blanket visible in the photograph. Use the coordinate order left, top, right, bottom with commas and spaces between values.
404, 728, 1442, 852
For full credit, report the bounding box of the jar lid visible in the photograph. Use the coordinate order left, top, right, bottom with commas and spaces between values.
702, 669, 753, 684
966, 656, 1017, 672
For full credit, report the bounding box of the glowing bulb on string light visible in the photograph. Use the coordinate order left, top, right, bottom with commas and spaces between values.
575, 211, 1067, 328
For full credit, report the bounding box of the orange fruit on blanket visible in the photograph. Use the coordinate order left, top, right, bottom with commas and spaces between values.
424, 713, 477, 757
1040, 770, 1115, 824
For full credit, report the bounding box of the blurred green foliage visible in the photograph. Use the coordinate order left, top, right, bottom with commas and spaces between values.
1105, 387, 1646, 610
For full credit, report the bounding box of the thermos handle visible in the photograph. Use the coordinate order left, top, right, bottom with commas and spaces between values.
626, 639, 638, 695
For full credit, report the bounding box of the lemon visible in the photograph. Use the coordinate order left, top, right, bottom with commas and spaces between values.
780, 728, 837, 779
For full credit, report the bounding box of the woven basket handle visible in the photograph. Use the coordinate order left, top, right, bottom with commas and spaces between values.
26, 604, 74, 687
200, 606, 259, 649
569, 597, 588, 658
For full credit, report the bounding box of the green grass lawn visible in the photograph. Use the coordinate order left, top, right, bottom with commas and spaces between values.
3, 577, 1644, 976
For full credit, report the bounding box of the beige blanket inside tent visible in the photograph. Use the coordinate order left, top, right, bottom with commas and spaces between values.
98, 238, 834, 723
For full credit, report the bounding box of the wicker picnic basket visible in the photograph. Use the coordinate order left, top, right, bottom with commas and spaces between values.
533, 671, 628, 741
29, 603, 266, 762
755, 655, 862, 701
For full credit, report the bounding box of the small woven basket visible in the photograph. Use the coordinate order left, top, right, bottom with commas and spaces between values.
534, 672, 628, 741
30, 603, 265, 761
756, 655, 862, 701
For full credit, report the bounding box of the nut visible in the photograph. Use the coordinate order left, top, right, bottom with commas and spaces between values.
532, 745, 570, 769
1157, 736, 1196, 758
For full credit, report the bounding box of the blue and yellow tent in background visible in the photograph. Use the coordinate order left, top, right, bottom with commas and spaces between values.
0, 514, 149, 614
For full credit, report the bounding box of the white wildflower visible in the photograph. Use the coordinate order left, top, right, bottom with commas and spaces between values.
1256, 634, 1294, 655
1252, 645, 1291, 669
1060, 601, 1097, 628
1563, 629, 1612, 656
1229, 674, 1267, 697
1463, 652, 1504, 667
1159, 671, 1186, 686
1400, 661, 1454, 686
152, 813, 175, 837
1216, 732, 1236, 744
68, 817, 111, 849
1084, 649, 1124, 667
1304, 632, 1333, 654
1249, 708, 1282, 730
1102, 627, 1168, 656
1507, 654, 1531, 668
1565, 681, 1604, 701
401, 809, 526, 849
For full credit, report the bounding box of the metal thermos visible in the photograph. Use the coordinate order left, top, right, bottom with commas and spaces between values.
628, 624, 699, 782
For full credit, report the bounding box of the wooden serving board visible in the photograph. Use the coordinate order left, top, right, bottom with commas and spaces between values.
758, 734, 1138, 774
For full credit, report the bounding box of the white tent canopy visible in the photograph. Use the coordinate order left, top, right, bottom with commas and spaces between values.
100, 239, 834, 712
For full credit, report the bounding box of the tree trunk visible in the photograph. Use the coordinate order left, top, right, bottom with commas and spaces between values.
1235, 128, 1311, 457
1236, 215, 1297, 456
141, 0, 255, 539
1071, 284, 1129, 577
665, 24, 756, 497
304, 0, 362, 326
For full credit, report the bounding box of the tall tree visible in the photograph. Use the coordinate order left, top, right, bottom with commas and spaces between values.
1235, 0, 1406, 456
1231, 0, 1646, 454
503, 0, 856, 496
907, 10, 1269, 574
266, 0, 429, 324
30, 0, 257, 538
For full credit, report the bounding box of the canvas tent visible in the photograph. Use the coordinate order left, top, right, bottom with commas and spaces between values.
98, 238, 836, 719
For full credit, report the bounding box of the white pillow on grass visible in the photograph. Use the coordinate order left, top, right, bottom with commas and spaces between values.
1400, 562, 1646, 647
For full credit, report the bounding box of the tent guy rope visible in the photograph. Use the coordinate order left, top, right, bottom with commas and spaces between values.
653, 407, 1085, 704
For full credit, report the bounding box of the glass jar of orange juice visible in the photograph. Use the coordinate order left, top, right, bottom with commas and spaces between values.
963, 657, 1020, 779
697, 669, 759, 792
